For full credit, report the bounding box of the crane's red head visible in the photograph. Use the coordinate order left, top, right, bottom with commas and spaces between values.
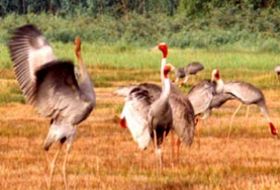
211, 69, 220, 81
163, 63, 173, 78
269, 122, 278, 136
158, 42, 168, 58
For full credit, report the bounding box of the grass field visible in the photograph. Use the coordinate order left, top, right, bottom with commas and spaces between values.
0, 44, 280, 189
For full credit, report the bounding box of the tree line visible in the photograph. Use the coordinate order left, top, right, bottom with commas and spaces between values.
0, 0, 279, 17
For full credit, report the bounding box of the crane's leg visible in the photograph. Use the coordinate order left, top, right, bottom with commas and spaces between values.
48, 145, 62, 190
176, 138, 181, 163
245, 106, 251, 130
153, 130, 161, 173
170, 130, 175, 167
245, 106, 250, 122
161, 131, 166, 168
227, 103, 242, 140
62, 143, 72, 190
196, 118, 201, 150
153, 129, 158, 166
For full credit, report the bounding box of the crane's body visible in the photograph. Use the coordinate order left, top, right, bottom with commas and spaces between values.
187, 69, 223, 118
188, 76, 278, 137
118, 82, 195, 148
8, 24, 95, 190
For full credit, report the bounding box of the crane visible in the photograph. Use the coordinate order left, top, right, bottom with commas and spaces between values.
119, 43, 173, 168
186, 69, 224, 146
188, 72, 278, 138
175, 61, 204, 85
221, 81, 278, 138
187, 69, 224, 118
115, 45, 195, 165
117, 43, 195, 166
8, 24, 95, 190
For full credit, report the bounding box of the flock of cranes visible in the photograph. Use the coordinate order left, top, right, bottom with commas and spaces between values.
7, 24, 279, 189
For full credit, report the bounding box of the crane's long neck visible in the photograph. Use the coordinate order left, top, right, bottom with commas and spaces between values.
160, 77, 171, 101
160, 58, 167, 82
77, 53, 87, 79
215, 79, 224, 93
76, 51, 95, 101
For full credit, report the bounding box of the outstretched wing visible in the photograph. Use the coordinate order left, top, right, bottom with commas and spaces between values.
187, 80, 215, 115
169, 94, 195, 145
120, 84, 158, 149
210, 93, 235, 110
9, 25, 94, 125
223, 81, 264, 104
186, 61, 204, 74
8, 24, 56, 104
35, 61, 94, 125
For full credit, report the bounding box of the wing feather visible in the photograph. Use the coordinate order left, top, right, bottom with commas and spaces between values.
35, 60, 94, 125
223, 81, 263, 104
188, 80, 215, 115
8, 24, 56, 104
9, 24, 94, 125
120, 82, 195, 146
169, 94, 195, 145
121, 86, 154, 149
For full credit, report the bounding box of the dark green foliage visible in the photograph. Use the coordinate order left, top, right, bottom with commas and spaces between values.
1, 1, 280, 51
1, 0, 276, 17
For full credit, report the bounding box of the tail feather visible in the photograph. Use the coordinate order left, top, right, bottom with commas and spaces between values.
43, 123, 76, 151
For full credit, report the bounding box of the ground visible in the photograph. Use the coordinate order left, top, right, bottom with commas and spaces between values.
0, 82, 280, 189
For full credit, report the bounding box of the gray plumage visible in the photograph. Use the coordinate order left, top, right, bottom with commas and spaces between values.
185, 61, 204, 75
188, 80, 267, 115
175, 61, 204, 84
118, 83, 195, 147
209, 92, 235, 109
175, 67, 186, 78
219, 81, 277, 136
188, 79, 278, 135
120, 81, 172, 150
223, 81, 266, 106
187, 80, 217, 117
148, 87, 173, 146
8, 24, 96, 151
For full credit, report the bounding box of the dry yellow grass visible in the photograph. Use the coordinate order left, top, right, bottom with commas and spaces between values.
0, 83, 280, 190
